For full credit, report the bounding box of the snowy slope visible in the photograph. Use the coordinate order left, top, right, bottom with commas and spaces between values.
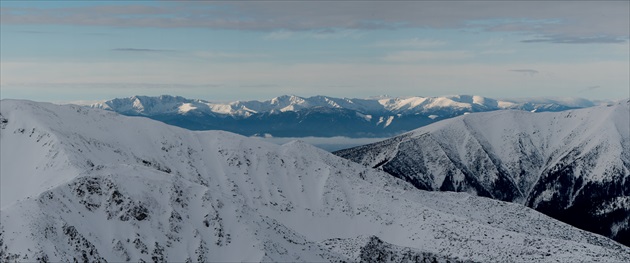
336, 100, 630, 247
84, 95, 601, 138
2, 100, 630, 262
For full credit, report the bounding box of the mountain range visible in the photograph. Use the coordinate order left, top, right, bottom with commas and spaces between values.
87, 95, 601, 138
2, 99, 629, 262
335, 100, 630, 247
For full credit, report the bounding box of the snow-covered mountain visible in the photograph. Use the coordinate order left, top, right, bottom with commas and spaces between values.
85, 95, 600, 138
335, 100, 630, 247
2, 100, 630, 262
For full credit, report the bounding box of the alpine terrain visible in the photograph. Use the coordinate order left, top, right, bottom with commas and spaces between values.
2, 100, 630, 262
87, 95, 598, 138
336, 100, 630, 247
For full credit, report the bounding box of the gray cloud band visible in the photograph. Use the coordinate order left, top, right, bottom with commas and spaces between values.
111, 48, 174, 52
521, 35, 627, 44
1, 2, 628, 40
510, 69, 539, 76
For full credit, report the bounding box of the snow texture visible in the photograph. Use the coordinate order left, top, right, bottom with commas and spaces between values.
82, 95, 603, 138
1, 100, 629, 262
336, 100, 630, 247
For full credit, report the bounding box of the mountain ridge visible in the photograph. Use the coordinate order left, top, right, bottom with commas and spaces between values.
83, 94, 603, 138
2, 99, 630, 262
335, 100, 630, 246
88, 94, 601, 117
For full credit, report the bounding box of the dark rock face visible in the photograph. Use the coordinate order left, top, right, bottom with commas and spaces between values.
358, 236, 475, 263
0, 113, 8, 129
337, 132, 528, 204
335, 105, 630, 247
527, 162, 630, 246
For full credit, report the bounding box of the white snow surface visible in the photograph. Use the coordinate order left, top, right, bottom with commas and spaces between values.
341, 100, 629, 197
413, 100, 629, 189
334, 99, 630, 247
1, 100, 630, 262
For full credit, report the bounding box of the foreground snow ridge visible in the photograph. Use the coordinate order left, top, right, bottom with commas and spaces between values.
335, 100, 630, 247
1, 100, 629, 262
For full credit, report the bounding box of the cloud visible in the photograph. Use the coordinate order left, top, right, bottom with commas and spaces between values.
12, 30, 52, 34
482, 19, 562, 33
308, 29, 364, 40
586, 85, 601, 91
578, 85, 603, 93
194, 52, 269, 59
509, 69, 539, 76
521, 35, 628, 44
371, 38, 447, 48
264, 29, 363, 40
0, 82, 226, 102
481, 50, 515, 55
2, 60, 628, 100
111, 48, 174, 52
2, 1, 628, 40
476, 38, 505, 47
238, 84, 279, 88
264, 31, 294, 40
384, 51, 474, 62
13, 30, 111, 36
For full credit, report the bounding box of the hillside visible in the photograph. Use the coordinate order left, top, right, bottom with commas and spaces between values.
336, 100, 630, 246
2, 100, 629, 261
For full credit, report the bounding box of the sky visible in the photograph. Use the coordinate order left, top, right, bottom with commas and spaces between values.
1, 1, 629, 102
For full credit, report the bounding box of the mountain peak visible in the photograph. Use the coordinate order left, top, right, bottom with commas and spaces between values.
88, 94, 601, 115
336, 102, 630, 246
2, 100, 630, 261
84, 94, 606, 137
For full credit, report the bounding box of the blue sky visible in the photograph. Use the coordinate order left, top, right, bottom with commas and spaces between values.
1, 1, 628, 102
